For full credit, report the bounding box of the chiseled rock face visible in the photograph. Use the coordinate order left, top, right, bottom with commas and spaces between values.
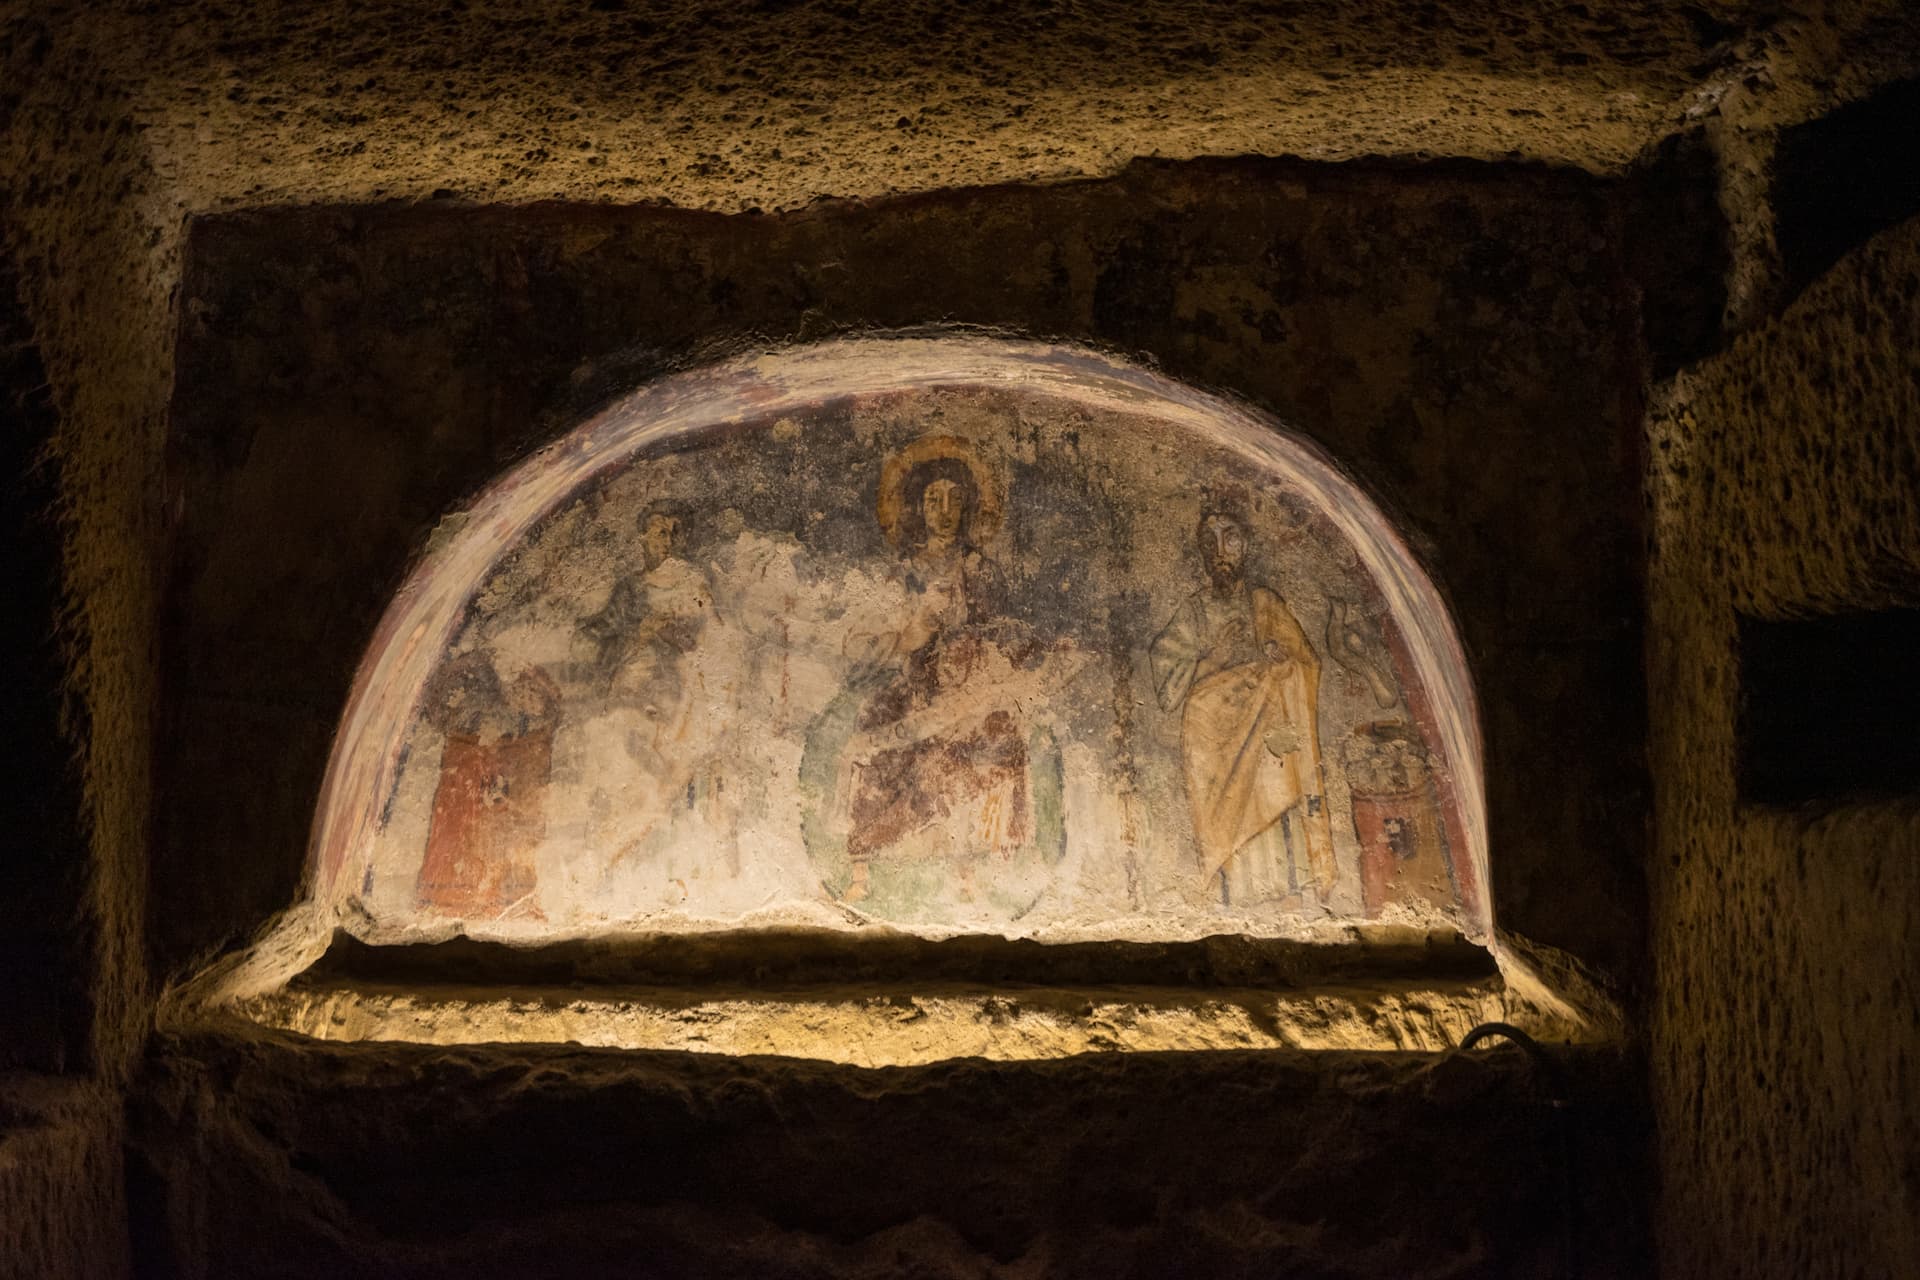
0, 1079, 130, 1280
130, 1023, 1652, 1279
5, 4, 1914, 1278
13, 93, 1674, 1275
238, 979, 1520, 1063
4, 0, 1808, 225
312, 342, 1485, 949
1646, 218, 1920, 1278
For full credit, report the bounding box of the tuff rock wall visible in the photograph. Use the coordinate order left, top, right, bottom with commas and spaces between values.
2, 2, 1918, 1277
156, 161, 1670, 984
132, 146, 1666, 1280
1646, 216, 1920, 1279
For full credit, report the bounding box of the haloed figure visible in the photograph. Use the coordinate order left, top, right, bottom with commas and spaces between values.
838, 442, 1039, 905
893, 460, 1007, 641
1150, 509, 1336, 910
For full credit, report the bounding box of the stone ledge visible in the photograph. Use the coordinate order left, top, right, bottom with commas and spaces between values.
239, 972, 1539, 1064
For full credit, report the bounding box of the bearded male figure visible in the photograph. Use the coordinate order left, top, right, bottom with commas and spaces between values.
1150, 509, 1336, 908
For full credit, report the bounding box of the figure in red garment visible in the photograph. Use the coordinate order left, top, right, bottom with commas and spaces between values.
414, 650, 561, 920
1344, 720, 1457, 918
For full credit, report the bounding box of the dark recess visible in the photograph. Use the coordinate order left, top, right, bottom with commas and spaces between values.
1738, 608, 1920, 806
1626, 129, 1730, 376
301, 928, 1498, 989
1773, 76, 1920, 303
0, 251, 93, 1073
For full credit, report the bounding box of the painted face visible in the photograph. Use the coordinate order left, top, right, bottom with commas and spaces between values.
1199, 514, 1246, 586
641, 514, 677, 568
922, 477, 965, 541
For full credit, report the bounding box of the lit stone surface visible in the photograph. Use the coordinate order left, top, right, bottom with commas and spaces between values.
240, 978, 1537, 1064
0, 1078, 129, 1280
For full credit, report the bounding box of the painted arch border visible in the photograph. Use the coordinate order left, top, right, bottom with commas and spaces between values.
305, 335, 1491, 944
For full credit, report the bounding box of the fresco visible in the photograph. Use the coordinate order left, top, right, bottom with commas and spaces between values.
319, 340, 1483, 942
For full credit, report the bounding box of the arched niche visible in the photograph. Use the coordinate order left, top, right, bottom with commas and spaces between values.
293, 337, 1487, 952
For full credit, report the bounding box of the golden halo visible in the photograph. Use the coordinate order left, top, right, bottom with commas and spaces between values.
875, 434, 1004, 550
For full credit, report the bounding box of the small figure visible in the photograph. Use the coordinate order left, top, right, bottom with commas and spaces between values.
577, 508, 714, 697
1342, 720, 1455, 917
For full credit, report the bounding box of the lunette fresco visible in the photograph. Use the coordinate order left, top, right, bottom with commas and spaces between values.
321, 342, 1484, 942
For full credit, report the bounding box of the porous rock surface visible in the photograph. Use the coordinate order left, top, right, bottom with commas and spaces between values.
157, 161, 1664, 988
131, 1021, 1648, 1279
0, 1076, 129, 1279
7, 0, 1842, 220
3, 2, 1919, 1277
1, 0, 1912, 1089
1647, 216, 1920, 1277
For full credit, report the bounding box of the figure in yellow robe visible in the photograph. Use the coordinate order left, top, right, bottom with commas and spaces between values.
1150, 511, 1335, 908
